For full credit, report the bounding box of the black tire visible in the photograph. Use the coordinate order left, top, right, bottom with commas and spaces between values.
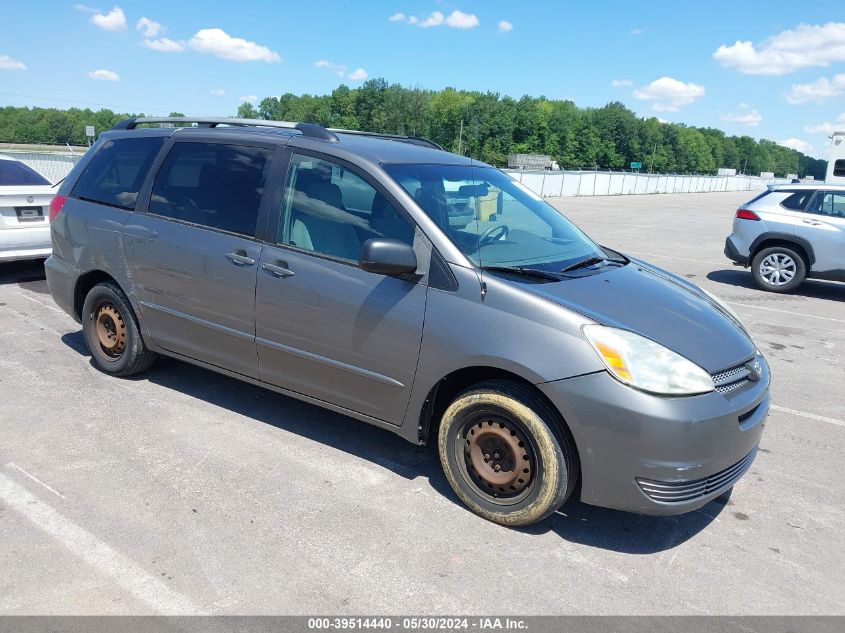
437, 380, 578, 526
751, 245, 806, 293
81, 281, 156, 376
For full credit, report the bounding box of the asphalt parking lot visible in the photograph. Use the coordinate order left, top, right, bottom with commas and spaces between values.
0, 190, 843, 615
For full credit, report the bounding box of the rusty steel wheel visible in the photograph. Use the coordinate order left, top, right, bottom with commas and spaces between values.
460, 415, 536, 503
93, 302, 127, 359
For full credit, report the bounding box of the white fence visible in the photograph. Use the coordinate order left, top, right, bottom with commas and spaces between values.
503, 169, 788, 197
3, 149, 788, 196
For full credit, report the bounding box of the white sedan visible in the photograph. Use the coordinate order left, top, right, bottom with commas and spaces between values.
0, 155, 56, 261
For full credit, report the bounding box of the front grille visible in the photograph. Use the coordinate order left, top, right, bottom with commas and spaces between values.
712, 361, 752, 396
636, 449, 757, 503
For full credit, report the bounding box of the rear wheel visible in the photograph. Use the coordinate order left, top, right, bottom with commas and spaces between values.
437, 380, 577, 526
751, 246, 806, 292
82, 282, 156, 376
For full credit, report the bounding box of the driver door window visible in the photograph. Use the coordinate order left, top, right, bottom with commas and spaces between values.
279, 154, 414, 262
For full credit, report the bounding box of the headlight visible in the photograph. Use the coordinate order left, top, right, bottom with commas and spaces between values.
701, 288, 749, 336
582, 325, 715, 396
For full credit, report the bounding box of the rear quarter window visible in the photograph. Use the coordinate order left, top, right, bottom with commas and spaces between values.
781, 190, 815, 210
71, 137, 165, 209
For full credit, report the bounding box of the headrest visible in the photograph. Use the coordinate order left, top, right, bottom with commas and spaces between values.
306, 181, 343, 208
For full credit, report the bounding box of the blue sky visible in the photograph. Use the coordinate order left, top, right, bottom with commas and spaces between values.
2, 1, 844, 157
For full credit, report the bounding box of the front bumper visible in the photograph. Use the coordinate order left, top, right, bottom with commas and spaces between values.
724, 235, 749, 266
539, 358, 770, 516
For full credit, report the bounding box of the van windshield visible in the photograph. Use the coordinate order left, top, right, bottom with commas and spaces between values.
383, 163, 606, 272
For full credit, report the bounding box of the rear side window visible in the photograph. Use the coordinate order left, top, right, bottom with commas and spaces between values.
834, 160, 845, 177
72, 137, 165, 209
0, 160, 51, 186
781, 190, 815, 210
149, 142, 273, 237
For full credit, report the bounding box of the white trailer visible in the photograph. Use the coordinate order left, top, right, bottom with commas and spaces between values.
826, 130, 845, 184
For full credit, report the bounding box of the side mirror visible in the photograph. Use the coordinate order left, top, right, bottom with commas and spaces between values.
359, 238, 418, 276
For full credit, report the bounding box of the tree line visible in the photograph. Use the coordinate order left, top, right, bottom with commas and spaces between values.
0, 80, 828, 178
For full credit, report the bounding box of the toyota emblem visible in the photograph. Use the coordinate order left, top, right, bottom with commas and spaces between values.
26, 195, 34, 203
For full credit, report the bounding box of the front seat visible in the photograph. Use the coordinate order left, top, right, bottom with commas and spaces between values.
290, 181, 361, 261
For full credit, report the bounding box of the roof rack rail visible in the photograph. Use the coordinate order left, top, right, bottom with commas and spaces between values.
327, 128, 443, 150
110, 117, 445, 150
110, 117, 339, 142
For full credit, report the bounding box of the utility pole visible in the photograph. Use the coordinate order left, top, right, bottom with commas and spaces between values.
649, 143, 657, 173
458, 119, 464, 155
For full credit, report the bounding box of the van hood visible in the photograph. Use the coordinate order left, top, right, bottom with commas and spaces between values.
516, 261, 755, 374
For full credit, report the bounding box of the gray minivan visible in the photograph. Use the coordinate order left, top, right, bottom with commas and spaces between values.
46, 117, 770, 526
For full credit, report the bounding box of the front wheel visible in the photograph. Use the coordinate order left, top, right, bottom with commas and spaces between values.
437, 380, 578, 526
751, 246, 806, 293
82, 281, 156, 376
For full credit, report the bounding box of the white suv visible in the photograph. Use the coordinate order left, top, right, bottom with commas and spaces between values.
724, 184, 845, 292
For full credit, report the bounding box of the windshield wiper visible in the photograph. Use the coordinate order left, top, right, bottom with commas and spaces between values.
480, 266, 562, 281
560, 256, 607, 273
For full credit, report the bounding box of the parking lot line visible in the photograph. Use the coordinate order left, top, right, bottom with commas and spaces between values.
771, 405, 845, 429
726, 301, 845, 325
0, 472, 202, 615
7, 463, 65, 499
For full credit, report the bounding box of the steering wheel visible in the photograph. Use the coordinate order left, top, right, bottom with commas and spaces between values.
477, 224, 509, 249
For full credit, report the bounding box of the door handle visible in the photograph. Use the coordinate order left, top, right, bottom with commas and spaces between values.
802, 219, 822, 225
225, 250, 256, 266
262, 261, 295, 278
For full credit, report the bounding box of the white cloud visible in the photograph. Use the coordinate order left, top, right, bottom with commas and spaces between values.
188, 28, 281, 62
315, 59, 346, 77
420, 12, 445, 28
0, 55, 26, 70
720, 105, 762, 126
778, 138, 813, 154
315, 60, 368, 81
396, 10, 478, 29
611, 79, 633, 87
445, 10, 479, 29
786, 73, 845, 104
714, 22, 845, 75
136, 17, 162, 38
143, 37, 185, 52
803, 113, 845, 134
88, 68, 120, 81
498, 20, 513, 34
210, 88, 226, 96
630, 28, 644, 36
239, 95, 258, 103
89, 6, 127, 31
633, 76, 705, 111
803, 122, 836, 135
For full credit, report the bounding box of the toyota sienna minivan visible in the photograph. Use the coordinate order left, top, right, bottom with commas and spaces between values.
45, 117, 770, 526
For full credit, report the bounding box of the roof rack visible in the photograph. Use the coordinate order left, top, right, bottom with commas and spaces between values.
327, 128, 444, 151
110, 117, 444, 151
110, 117, 339, 142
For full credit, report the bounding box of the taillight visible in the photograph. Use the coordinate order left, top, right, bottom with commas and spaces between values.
48, 195, 67, 222
735, 209, 760, 221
